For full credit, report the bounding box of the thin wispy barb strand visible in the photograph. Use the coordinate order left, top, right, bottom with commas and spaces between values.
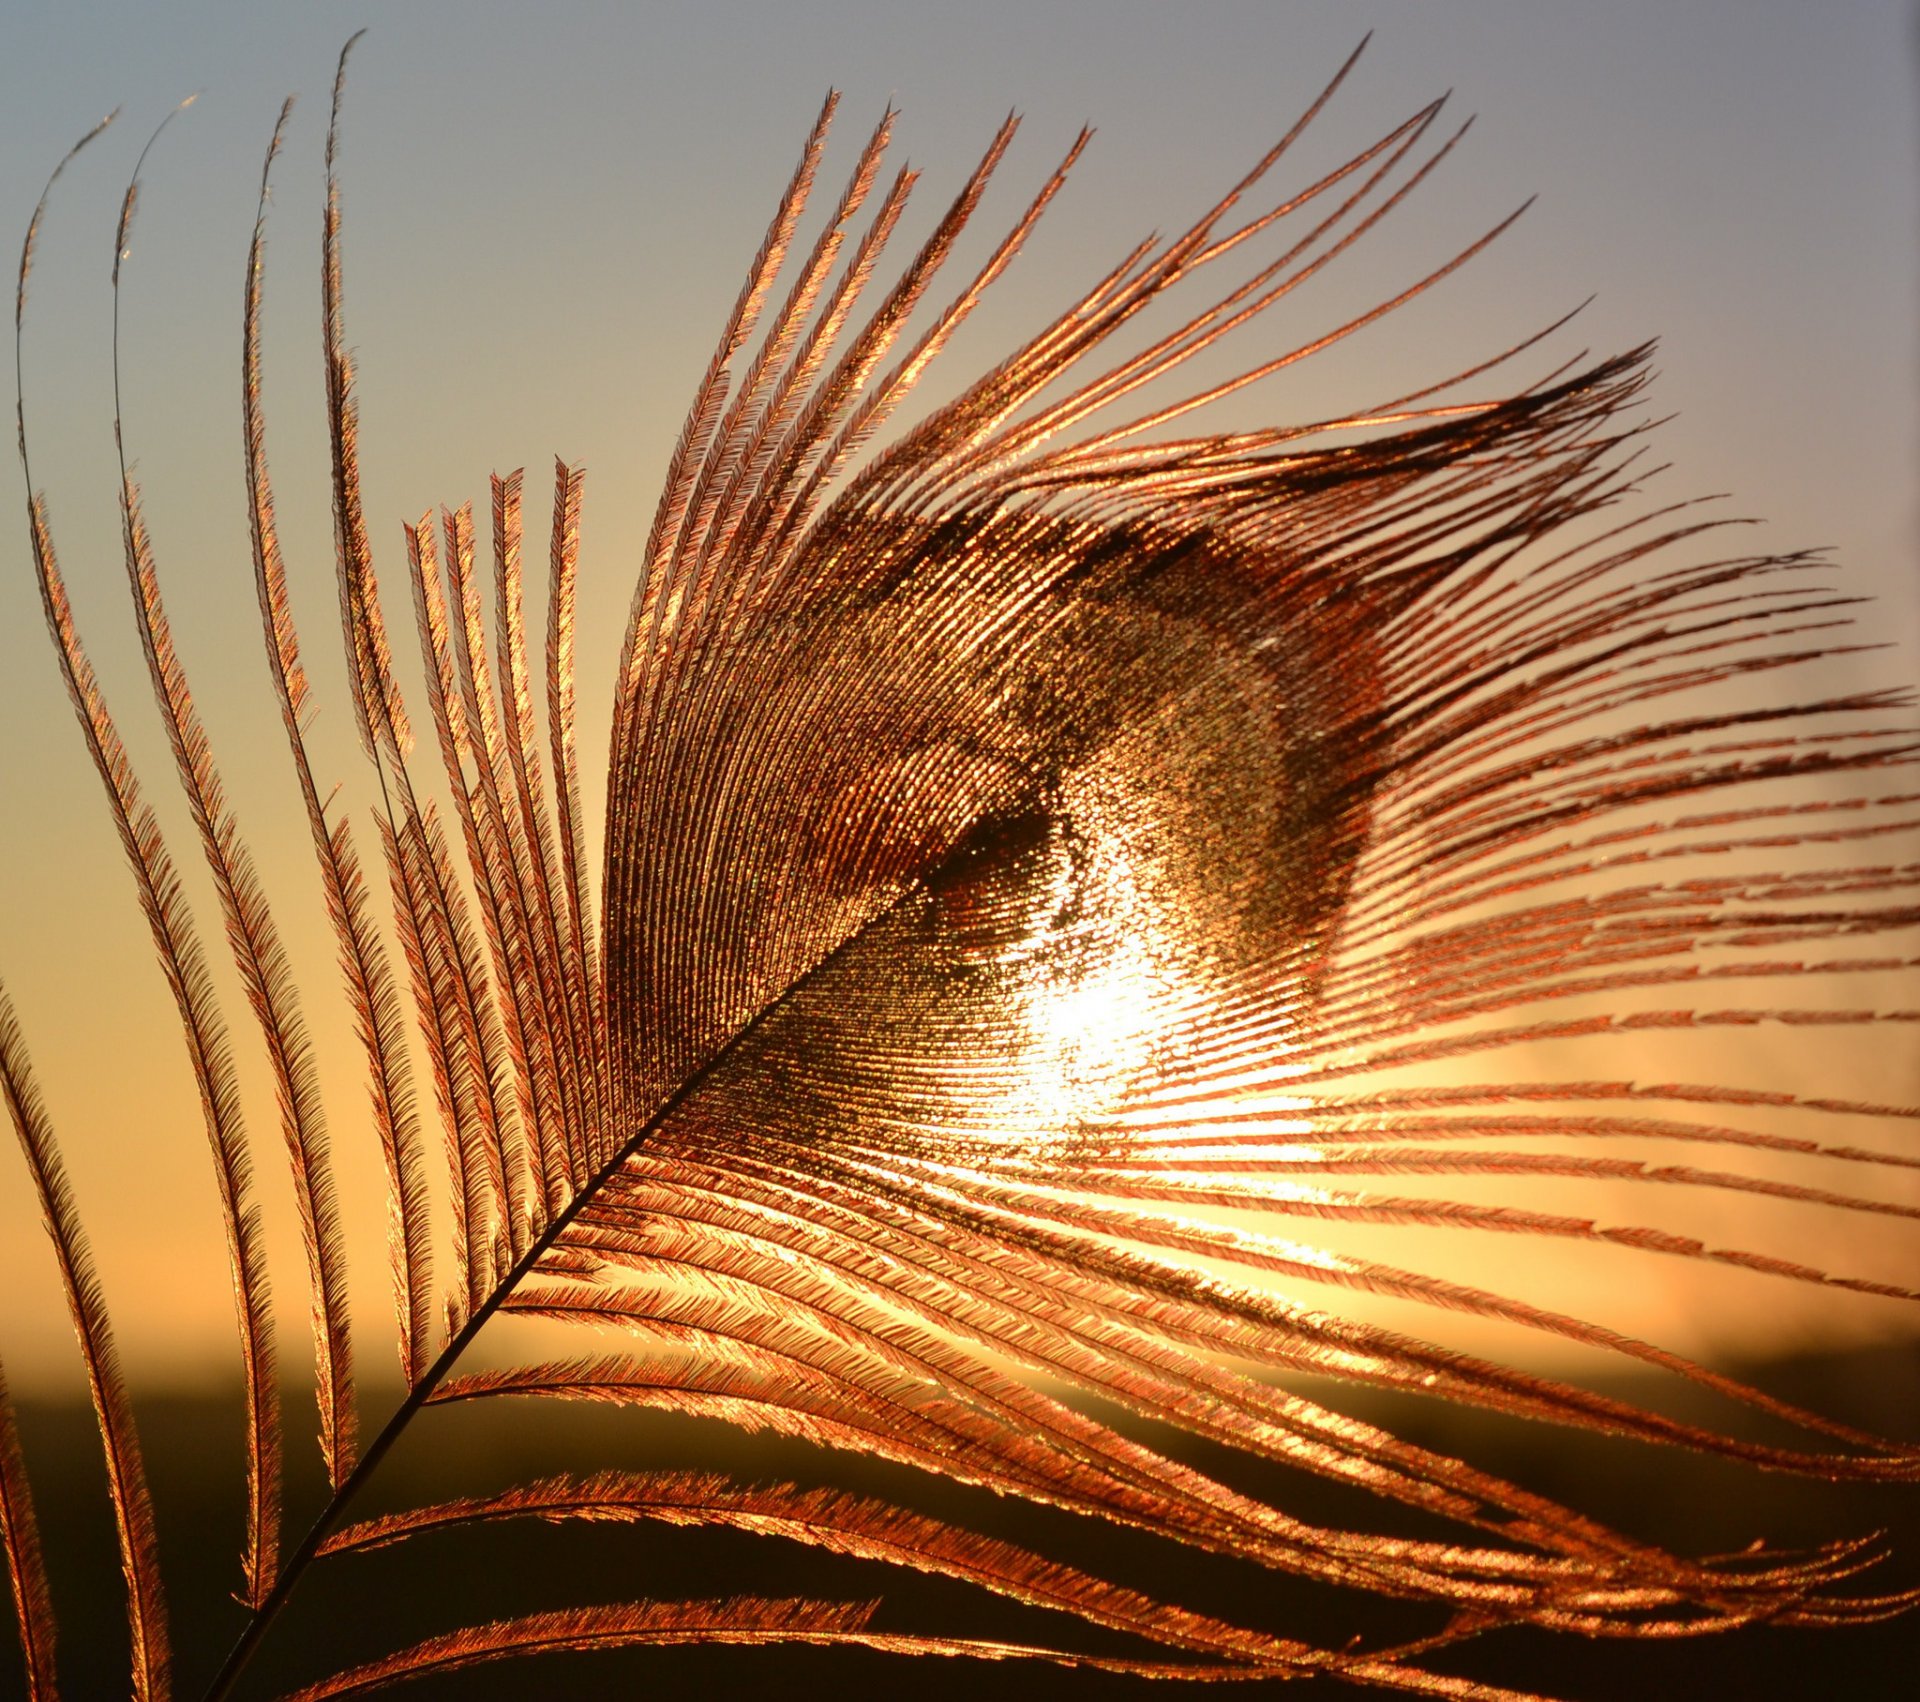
2, 32, 1917, 1702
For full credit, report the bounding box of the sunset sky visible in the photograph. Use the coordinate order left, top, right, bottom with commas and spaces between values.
0, 0, 1914, 1396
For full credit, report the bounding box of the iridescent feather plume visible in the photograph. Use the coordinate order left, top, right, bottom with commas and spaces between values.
1, 33, 1915, 1702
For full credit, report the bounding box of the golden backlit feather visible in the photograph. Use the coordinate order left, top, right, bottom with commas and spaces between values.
242, 101, 436, 1387
18, 117, 283, 1603
0, 986, 169, 1698
113, 112, 358, 1496
0, 1355, 55, 1702
1, 31, 1915, 1702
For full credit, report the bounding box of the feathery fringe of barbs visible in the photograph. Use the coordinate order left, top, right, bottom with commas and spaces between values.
307, 1472, 1684, 1696
306, 43, 619, 1325
629, 1133, 1911, 1498
315, 70, 525, 1337
317, 1468, 1367, 1659
112, 111, 357, 1493
472, 1136, 1915, 1633
268, 1594, 1559, 1702
14, 117, 282, 1611
0, 984, 168, 1699
0, 1345, 57, 1700
654, 1126, 1920, 1479
411, 496, 563, 1235
245, 96, 435, 1387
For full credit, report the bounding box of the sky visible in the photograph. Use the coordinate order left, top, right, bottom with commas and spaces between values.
0, 0, 1914, 1396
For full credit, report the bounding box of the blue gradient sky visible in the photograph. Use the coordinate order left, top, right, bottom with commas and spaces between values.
0, 1, 1914, 1389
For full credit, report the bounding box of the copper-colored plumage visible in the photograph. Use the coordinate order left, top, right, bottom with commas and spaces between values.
16, 113, 283, 1616
0, 1355, 55, 1701
245, 98, 435, 1389
115, 117, 357, 1498
1, 30, 1915, 1702
0, 987, 170, 1698
404, 509, 544, 1250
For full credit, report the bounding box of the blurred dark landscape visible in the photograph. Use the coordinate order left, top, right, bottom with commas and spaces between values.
2, 1338, 1915, 1700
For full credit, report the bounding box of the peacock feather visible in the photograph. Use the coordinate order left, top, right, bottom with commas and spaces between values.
1, 33, 1915, 1701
